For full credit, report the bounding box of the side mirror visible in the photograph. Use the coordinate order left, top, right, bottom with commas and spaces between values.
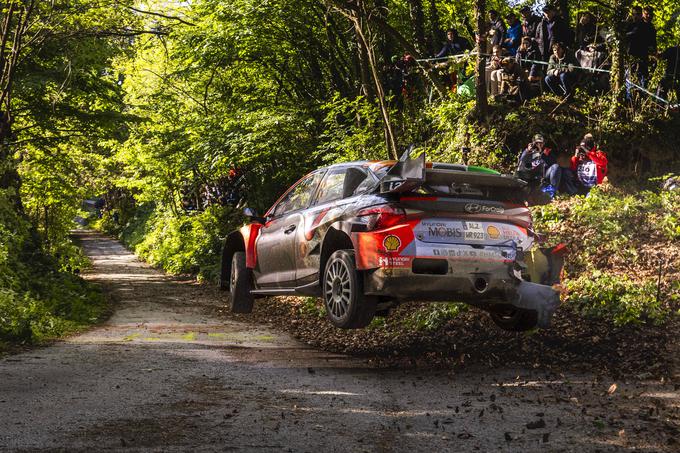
243, 207, 266, 224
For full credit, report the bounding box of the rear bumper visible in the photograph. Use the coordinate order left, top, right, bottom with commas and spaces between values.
353, 220, 564, 327
364, 267, 561, 328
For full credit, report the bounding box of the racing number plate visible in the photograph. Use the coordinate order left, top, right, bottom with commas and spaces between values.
462, 221, 484, 241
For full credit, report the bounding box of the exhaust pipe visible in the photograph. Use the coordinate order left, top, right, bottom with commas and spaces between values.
473, 277, 489, 293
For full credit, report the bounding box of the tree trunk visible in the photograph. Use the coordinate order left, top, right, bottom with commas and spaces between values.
474, 0, 488, 119
408, 0, 426, 53
427, 0, 442, 55
352, 9, 398, 159
610, 0, 630, 105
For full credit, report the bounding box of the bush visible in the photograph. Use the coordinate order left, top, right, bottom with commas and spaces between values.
532, 185, 679, 324
0, 190, 106, 347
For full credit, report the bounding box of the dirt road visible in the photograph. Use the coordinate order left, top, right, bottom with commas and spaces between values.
0, 231, 677, 452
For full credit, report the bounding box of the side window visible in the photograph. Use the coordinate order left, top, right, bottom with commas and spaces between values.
272, 171, 324, 217
315, 167, 371, 205
315, 169, 347, 205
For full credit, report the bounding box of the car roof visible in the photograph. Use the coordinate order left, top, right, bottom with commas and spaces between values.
321, 160, 500, 175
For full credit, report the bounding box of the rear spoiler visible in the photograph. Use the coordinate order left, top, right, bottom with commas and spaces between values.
378, 149, 550, 205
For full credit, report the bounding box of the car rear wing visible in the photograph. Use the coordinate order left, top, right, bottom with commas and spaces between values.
379, 149, 550, 206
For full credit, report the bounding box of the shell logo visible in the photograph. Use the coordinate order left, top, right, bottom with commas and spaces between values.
383, 235, 401, 252
486, 225, 500, 239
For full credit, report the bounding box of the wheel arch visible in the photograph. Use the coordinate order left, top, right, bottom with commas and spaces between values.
319, 227, 354, 281
220, 231, 246, 290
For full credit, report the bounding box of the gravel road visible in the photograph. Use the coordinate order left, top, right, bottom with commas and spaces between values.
0, 231, 677, 452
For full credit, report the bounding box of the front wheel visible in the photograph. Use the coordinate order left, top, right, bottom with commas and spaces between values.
323, 250, 376, 329
490, 306, 538, 332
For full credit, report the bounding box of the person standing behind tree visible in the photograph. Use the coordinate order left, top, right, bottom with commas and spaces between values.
576, 11, 598, 50
642, 6, 657, 55
488, 10, 506, 48
656, 44, 680, 103
545, 42, 579, 98
503, 13, 522, 56
520, 6, 541, 42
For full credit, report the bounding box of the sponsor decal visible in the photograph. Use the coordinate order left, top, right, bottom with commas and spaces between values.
383, 235, 401, 252
464, 203, 505, 214
486, 225, 500, 239
378, 256, 410, 268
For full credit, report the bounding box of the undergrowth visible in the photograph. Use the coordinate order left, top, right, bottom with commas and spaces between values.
0, 190, 106, 349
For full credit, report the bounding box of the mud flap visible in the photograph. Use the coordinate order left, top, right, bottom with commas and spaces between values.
512, 281, 561, 328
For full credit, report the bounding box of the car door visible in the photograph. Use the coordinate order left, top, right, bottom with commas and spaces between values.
254, 170, 325, 288
294, 166, 373, 285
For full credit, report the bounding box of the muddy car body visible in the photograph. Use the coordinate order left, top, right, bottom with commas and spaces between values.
221, 152, 564, 331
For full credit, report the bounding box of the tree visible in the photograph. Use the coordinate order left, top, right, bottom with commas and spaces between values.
473, 0, 488, 119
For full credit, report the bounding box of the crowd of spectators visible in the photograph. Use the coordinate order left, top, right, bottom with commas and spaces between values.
387, 3, 679, 107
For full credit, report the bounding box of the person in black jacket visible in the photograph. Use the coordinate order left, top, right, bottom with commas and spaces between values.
516, 133, 562, 198
626, 6, 655, 87
536, 5, 574, 60
657, 45, 680, 103
435, 28, 472, 58
488, 10, 506, 48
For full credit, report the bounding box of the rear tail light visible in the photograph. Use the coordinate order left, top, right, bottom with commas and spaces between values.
357, 204, 407, 230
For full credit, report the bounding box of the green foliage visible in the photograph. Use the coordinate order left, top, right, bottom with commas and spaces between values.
565, 272, 662, 326
403, 303, 466, 331
0, 191, 105, 347
532, 186, 679, 324
106, 203, 241, 282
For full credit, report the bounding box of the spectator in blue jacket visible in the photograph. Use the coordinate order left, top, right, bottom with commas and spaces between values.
503, 13, 522, 56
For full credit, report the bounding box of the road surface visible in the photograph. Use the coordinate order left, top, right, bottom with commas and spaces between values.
0, 231, 677, 452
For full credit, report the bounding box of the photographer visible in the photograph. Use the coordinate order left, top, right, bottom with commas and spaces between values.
566, 134, 608, 194
516, 133, 562, 198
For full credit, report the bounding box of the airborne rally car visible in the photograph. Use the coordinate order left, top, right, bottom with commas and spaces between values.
220, 151, 565, 331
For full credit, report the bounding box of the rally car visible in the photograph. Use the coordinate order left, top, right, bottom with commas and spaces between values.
219, 151, 565, 331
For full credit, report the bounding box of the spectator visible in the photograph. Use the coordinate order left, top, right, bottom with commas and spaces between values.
488, 10, 506, 48
435, 28, 472, 58
486, 45, 503, 96
536, 4, 574, 60
642, 6, 657, 55
545, 42, 579, 98
656, 44, 680, 103
516, 36, 542, 83
520, 6, 541, 42
626, 6, 654, 87
565, 135, 608, 194
576, 11, 599, 50
516, 133, 562, 198
503, 14, 522, 56
498, 57, 529, 103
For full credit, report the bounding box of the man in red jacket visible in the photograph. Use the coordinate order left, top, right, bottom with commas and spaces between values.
564, 133, 608, 194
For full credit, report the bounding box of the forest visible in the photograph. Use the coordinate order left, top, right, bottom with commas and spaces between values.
1, 0, 679, 346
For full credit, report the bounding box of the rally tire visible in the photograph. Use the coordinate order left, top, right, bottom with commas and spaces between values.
490, 307, 538, 332
323, 250, 376, 329
229, 252, 254, 314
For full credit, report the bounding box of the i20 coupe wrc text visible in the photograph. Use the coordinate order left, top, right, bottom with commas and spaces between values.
220, 151, 565, 331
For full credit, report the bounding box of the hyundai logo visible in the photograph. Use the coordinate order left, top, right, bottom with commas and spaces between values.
464, 203, 505, 214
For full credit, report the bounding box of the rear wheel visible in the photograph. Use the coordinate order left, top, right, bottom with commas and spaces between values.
229, 252, 254, 313
323, 250, 376, 329
490, 307, 538, 332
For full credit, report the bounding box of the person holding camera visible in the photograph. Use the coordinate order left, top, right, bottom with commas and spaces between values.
564, 133, 608, 194
516, 133, 562, 198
